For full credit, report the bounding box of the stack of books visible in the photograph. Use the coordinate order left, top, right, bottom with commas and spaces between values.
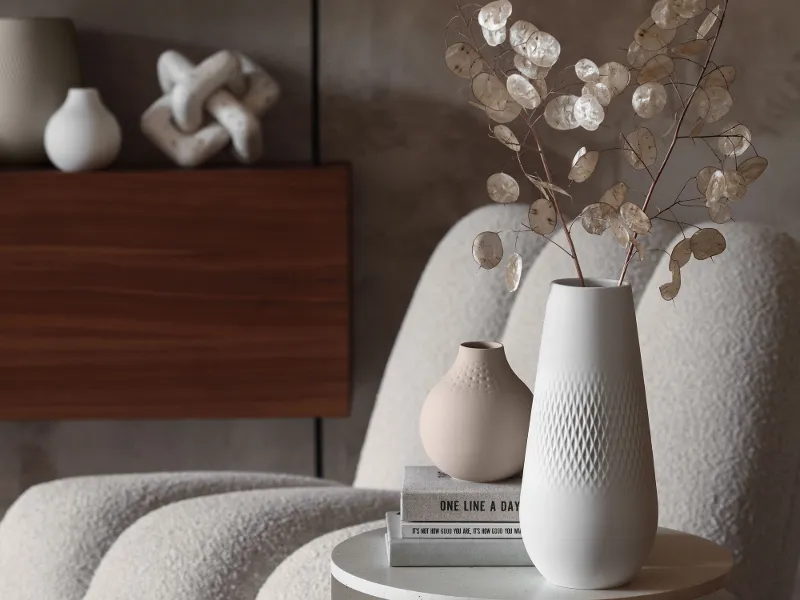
385, 466, 532, 566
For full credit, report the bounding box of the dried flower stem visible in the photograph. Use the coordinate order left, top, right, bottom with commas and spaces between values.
454, 1, 584, 284
618, 2, 727, 285
515, 224, 574, 255
531, 126, 585, 285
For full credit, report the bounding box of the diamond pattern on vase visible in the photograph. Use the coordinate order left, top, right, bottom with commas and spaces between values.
529, 370, 654, 491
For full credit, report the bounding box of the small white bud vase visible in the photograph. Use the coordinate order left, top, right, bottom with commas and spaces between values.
44, 88, 121, 172
520, 279, 658, 589
419, 341, 532, 482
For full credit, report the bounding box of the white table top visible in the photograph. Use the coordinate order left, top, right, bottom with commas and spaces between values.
331, 527, 733, 600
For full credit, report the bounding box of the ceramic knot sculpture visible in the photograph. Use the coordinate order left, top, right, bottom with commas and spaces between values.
141, 50, 280, 167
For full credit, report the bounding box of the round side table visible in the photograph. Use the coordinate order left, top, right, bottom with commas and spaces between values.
331, 527, 733, 600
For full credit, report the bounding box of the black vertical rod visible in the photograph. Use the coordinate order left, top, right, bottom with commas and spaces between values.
311, 0, 324, 480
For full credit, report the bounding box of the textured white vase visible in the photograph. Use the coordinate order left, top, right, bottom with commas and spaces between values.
0, 18, 81, 164
44, 88, 121, 172
420, 341, 532, 482
520, 278, 658, 589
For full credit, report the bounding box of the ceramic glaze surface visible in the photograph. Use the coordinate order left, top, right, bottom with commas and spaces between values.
0, 18, 81, 163
45, 88, 121, 172
530, 371, 652, 491
420, 342, 532, 482
520, 279, 658, 590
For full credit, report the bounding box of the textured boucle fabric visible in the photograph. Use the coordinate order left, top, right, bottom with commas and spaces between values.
0, 472, 337, 600
258, 519, 384, 600
355, 203, 547, 490
83, 488, 398, 600
638, 223, 800, 600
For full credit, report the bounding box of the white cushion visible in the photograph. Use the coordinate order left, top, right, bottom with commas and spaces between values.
83, 488, 398, 600
0, 472, 337, 600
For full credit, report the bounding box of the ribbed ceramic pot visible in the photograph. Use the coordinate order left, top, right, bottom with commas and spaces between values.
520, 278, 658, 589
0, 18, 81, 163
420, 341, 532, 482
45, 88, 121, 172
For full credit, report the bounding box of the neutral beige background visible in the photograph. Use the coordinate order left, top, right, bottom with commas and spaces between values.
0, 0, 798, 518
320, 0, 800, 483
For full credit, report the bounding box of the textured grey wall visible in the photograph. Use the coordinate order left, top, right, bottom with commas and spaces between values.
320, 0, 800, 484
0, 0, 798, 513
0, 0, 316, 515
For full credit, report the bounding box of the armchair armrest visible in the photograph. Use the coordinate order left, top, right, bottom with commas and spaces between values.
0, 472, 341, 600
83, 487, 398, 600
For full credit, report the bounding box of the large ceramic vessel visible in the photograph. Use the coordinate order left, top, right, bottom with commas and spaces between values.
520, 278, 658, 589
420, 341, 532, 482
0, 18, 81, 163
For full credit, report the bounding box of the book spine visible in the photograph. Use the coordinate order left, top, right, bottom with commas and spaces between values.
386, 512, 532, 567
401, 492, 520, 522
386, 535, 532, 567
401, 521, 521, 539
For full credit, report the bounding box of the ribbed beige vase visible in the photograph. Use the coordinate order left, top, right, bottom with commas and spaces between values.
0, 18, 81, 163
420, 341, 532, 482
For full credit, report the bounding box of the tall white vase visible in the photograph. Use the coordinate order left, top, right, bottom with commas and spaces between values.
44, 88, 122, 172
420, 342, 532, 482
520, 278, 658, 590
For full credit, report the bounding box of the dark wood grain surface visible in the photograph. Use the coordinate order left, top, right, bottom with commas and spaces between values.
0, 166, 350, 419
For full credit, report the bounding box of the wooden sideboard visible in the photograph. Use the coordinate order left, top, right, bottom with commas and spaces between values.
0, 166, 351, 419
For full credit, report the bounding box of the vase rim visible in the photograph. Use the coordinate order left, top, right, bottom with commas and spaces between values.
552, 277, 632, 290
460, 341, 503, 350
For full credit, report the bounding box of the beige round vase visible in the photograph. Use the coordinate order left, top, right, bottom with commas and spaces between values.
419, 341, 532, 482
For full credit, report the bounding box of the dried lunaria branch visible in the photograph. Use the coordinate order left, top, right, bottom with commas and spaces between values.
446, 0, 768, 299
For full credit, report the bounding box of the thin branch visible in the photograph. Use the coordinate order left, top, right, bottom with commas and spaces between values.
667, 207, 688, 239
680, 134, 746, 140
667, 76, 688, 111
567, 213, 582, 234
516, 224, 574, 257
531, 126, 584, 284
674, 175, 694, 201
548, 81, 585, 96
618, 0, 728, 285
699, 137, 725, 166
619, 137, 656, 182
672, 56, 706, 69
683, 132, 760, 158
653, 215, 702, 232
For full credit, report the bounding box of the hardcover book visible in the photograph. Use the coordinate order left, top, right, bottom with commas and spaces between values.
385, 512, 532, 567
401, 520, 521, 539
401, 466, 521, 522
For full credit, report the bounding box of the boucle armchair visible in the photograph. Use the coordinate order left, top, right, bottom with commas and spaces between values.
0, 204, 798, 600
